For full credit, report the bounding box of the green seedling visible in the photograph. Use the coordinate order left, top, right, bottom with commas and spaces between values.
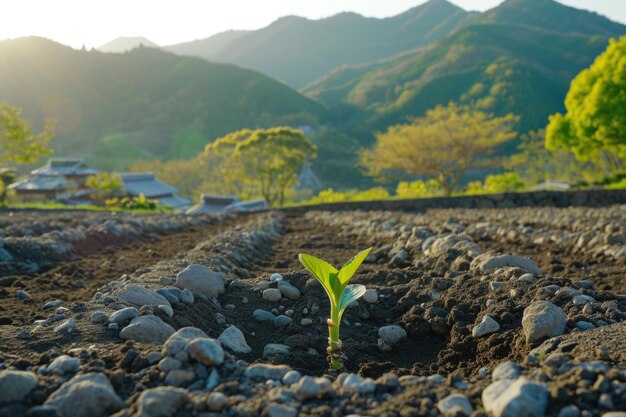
298, 247, 372, 370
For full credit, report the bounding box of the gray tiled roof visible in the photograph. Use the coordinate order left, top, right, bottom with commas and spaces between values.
32, 158, 100, 176
155, 194, 191, 210
120, 172, 179, 198
9, 175, 69, 191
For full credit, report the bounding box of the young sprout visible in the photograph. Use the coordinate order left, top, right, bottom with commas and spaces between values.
298, 247, 372, 370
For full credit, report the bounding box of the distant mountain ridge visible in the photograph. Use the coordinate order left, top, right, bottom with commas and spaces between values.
164, 0, 476, 87
98, 36, 159, 53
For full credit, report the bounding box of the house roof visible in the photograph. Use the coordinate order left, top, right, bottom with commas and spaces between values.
119, 172, 179, 198
155, 195, 191, 210
9, 175, 69, 191
225, 198, 268, 212
32, 158, 100, 176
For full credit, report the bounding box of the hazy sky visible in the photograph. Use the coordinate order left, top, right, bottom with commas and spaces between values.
1, 0, 624, 49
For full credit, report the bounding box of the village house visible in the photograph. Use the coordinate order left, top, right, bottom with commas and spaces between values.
119, 172, 191, 210
186, 194, 268, 214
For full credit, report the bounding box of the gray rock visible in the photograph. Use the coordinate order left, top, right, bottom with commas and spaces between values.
300, 318, 313, 326
576, 321, 595, 331
206, 392, 229, 412
437, 393, 473, 417
175, 264, 225, 299
473, 253, 541, 276
158, 357, 182, 372
263, 343, 291, 359
48, 355, 80, 375
274, 315, 293, 327
362, 289, 378, 304
44, 373, 124, 417
269, 273, 283, 282
108, 307, 138, 323
522, 301, 566, 343
180, 288, 194, 304
573, 295, 595, 306
158, 304, 174, 318
54, 319, 75, 334
282, 370, 302, 385
472, 316, 500, 338
342, 373, 376, 394
90, 311, 108, 323
162, 327, 209, 357
157, 288, 181, 303
164, 369, 195, 387
278, 281, 301, 300
378, 325, 407, 345
253, 309, 276, 322
492, 361, 521, 381
218, 325, 251, 354
294, 376, 331, 400
186, 338, 225, 366
245, 364, 291, 380
119, 315, 175, 344
114, 285, 171, 308
136, 386, 188, 417
262, 288, 282, 302
16, 290, 30, 300
267, 403, 298, 417
146, 351, 161, 365
482, 377, 548, 417
558, 405, 581, 417
0, 370, 38, 402
42, 300, 62, 310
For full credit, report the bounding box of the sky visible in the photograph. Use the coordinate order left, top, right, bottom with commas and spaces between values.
0, 0, 624, 49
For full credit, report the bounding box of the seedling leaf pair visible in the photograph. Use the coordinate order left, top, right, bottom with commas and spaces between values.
298, 247, 372, 370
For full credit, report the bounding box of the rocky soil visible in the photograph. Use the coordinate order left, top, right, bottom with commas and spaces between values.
0, 206, 624, 417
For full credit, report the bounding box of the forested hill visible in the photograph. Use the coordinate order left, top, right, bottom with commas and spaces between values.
165, 0, 476, 88
0, 37, 325, 170
303, 0, 626, 138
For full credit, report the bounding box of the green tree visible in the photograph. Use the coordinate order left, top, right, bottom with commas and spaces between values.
0, 104, 55, 204
85, 172, 123, 197
361, 102, 518, 196
546, 36, 626, 165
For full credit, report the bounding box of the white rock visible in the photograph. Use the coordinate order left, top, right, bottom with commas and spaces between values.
572, 295, 595, 306
482, 377, 548, 417
175, 264, 225, 299
206, 392, 229, 411
48, 355, 80, 375
186, 337, 225, 366
158, 357, 182, 372
282, 370, 302, 385
473, 253, 541, 276
262, 288, 282, 302
114, 285, 171, 308
218, 325, 251, 354
162, 327, 209, 357
164, 369, 195, 387
244, 363, 291, 380
378, 325, 407, 345
0, 370, 38, 402
44, 373, 124, 417
294, 376, 331, 400
363, 289, 379, 304
342, 373, 376, 394
54, 319, 75, 334
522, 301, 566, 343
492, 361, 521, 381
269, 273, 283, 282
42, 300, 62, 310
136, 386, 188, 417
437, 393, 473, 417
108, 307, 138, 323
263, 343, 291, 359
90, 311, 108, 323
472, 316, 500, 338
267, 403, 298, 417
119, 315, 175, 344
278, 281, 301, 300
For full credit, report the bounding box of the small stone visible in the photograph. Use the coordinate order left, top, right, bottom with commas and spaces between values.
162, 327, 209, 357
576, 321, 595, 331
489, 282, 502, 291
263, 343, 291, 359
224, 304, 235, 311
90, 311, 108, 323
108, 307, 138, 323
267, 403, 298, 417
558, 405, 580, 417
362, 289, 378, 304
522, 301, 566, 343
186, 338, 225, 366
158, 304, 174, 318
282, 370, 301, 385
44, 373, 124, 417
158, 357, 182, 372
270, 273, 283, 282
119, 315, 175, 344
294, 376, 331, 400
164, 369, 195, 387
437, 393, 473, 417
114, 285, 171, 308
206, 392, 229, 411
278, 281, 301, 300
274, 315, 293, 327
472, 316, 500, 338
0, 370, 38, 402
48, 355, 80, 375
492, 361, 521, 381
55, 307, 69, 314
146, 351, 161, 365
253, 309, 276, 322
572, 295, 595, 306
175, 264, 225, 299
136, 387, 188, 417
54, 319, 75, 334
342, 373, 376, 394
218, 325, 252, 354
300, 318, 313, 326
245, 363, 291, 380
42, 300, 62, 310
180, 289, 194, 304
482, 377, 548, 417
16, 290, 31, 300
378, 325, 407, 345
263, 288, 282, 302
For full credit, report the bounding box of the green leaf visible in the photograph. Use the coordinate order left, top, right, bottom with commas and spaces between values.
338, 284, 366, 318
298, 253, 339, 304
338, 247, 372, 284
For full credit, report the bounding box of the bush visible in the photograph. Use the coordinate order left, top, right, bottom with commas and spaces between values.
105, 194, 160, 211
396, 180, 442, 198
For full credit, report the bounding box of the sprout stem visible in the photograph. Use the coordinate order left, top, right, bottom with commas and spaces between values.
328, 304, 342, 370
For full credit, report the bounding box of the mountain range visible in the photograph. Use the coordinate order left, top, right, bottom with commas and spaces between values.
2, 0, 625, 186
